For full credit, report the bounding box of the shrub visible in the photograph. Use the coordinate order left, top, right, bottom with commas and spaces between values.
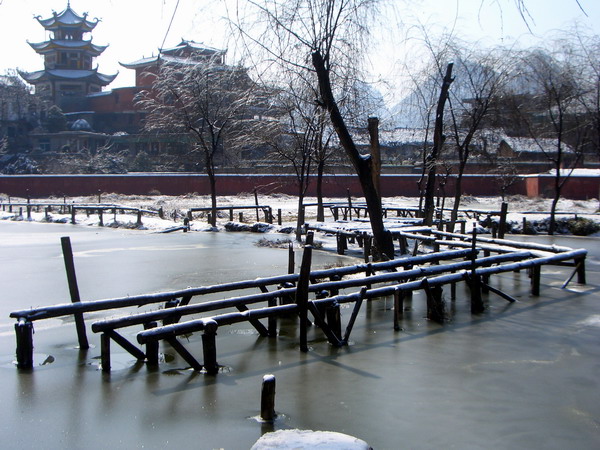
566, 218, 600, 236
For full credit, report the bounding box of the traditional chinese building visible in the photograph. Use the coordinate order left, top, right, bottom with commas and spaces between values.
18, 2, 116, 108
120, 40, 226, 88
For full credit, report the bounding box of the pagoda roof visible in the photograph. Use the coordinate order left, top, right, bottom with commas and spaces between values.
120, 55, 204, 69
28, 39, 108, 56
120, 40, 226, 69
36, 4, 99, 32
161, 40, 226, 57
19, 68, 117, 86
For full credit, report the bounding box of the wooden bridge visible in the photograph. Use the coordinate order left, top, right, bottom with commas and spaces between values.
9, 229, 587, 374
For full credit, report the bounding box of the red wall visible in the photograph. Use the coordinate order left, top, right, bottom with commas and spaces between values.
88, 87, 142, 113
0, 173, 597, 199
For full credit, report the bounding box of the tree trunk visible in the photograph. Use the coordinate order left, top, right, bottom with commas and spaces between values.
295, 190, 305, 241
550, 165, 561, 235
312, 51, 394, 260
423, 63, 454, 226
316, 159, 325, 222
449, 160, 466, 232
368, 117, 381, 196
206, 152, 217, 227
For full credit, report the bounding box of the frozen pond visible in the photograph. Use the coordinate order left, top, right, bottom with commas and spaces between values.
0, 221, 599, 449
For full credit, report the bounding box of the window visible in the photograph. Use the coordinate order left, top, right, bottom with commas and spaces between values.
39, 138, 50, 151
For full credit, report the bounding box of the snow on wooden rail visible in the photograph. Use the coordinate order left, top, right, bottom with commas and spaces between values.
9, 231, 588, 372
131, 246, 586, 373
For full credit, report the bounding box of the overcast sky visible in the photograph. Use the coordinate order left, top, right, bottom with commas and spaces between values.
1, 0, 599, 89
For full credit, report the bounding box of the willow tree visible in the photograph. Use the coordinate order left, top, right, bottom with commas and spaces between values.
238, 0, 394, 259
510, 48, 587, 234
445, 44, 509, 231
136, 57, 258, 226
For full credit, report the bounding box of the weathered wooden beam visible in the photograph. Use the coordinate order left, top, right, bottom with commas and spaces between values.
236, 304, 269, 336
61, 236, 89, 350
202, 320, 219, 375
422, 278, 445, 323
100, 332, 111, 372
393, 289, 403, 331
106, 329, 146, 360
343, 288, 366, 342
480, 282, 518, 303
166, 336, 203, 372
297, 246, 312, 353
144, 322, 159, 367
15, 319, 34, 370
261, 374, 277, 422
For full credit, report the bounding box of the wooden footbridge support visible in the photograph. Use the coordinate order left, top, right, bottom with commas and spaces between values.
187, 205, 274, 224
131, 247, 586, 373
10, 233, 588, 371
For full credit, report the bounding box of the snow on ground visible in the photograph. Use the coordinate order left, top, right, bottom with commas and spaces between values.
251, 429, 371, 450
0, 193, 598, 237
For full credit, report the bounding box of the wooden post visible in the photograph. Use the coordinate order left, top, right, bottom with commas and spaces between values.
393, 289, 403, 331
260, 374, 277, 422
336, 234, 346, 255
144, 322, 159, 367
288, 242, 295, 274
498, 202, 508, 239
468, 274, 484, 314
98, 190, 102, 203
229, 208, 234, 221
460, 221, 466, 234
576, 257, 586, 284
296, 246, 313, 352
268, 297, 277, 336
254, 189, 260, 222
136, 210, 143, 227
305, 231, 314, 246
61, 237, 89, 349
531, 265, 541, 296
202, 319, 219, 375
239, 212, 244, 222
364, 234, 371, 263
15, 319, 34, 370
98, 209, 103, 226
399, 236, 407, 254
347, 189, 353, 220
326, 302, 342, 339
71, 207, 76, 224
44, 207, 49, 221
423, 278, 445, 323
482, 249, 491, 293
277, 209, 282, 226
100, 333, 111, 372
365, 263, 373, 290
522, 217, 527, 235
26, 205, 31, 220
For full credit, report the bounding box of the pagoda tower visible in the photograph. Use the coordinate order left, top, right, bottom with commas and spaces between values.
19, 2, 117, 107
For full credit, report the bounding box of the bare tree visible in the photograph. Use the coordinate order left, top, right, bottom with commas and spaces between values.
422, 62, 454, 227
445, 44, 509, 230
136, 57, 259, 226
0, 71, 43, 152
572, 31, 600, 162
511, 48, 588, 234
238, 0, 395, 259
